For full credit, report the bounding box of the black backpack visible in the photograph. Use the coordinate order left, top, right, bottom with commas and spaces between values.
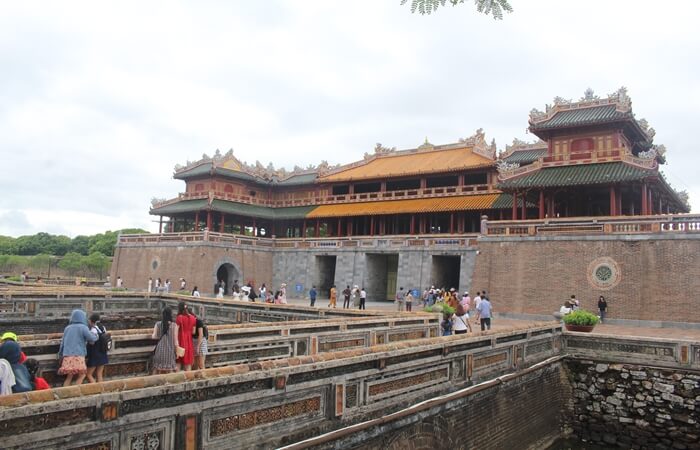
97, 325, 112, 353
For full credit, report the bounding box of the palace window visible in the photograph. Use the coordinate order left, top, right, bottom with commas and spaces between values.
571, 138, 594, 153
194, 183, 205, 191
354, 182, 381, 194
464, 172, 487, 185
426, 175, 458, 188
224, 185, 234, 193
332, 185, 349, 195
387, 178, 420, 191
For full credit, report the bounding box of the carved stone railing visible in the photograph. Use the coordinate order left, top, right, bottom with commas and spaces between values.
117, 232, 481, 250
483, 214, 700, 237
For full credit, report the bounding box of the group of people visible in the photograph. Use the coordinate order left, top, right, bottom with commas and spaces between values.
150, 302, 208, 373
214, 279, 288, 305
324, 285, 367, 309
433, 289, 493, 336
0, 332, 49, 395
559, 294, 608, 323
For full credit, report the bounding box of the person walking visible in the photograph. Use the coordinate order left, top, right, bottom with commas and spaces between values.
309, 285, 317, 307
58, 309, 98, 386
151, 307, 178, 374
86, 313, 109, 383
405, 290, 413, 312
476, 295, 492, 331
329, 285, 337, 308
191, 286, 200, 297
190, 308, 208, 370
148, 277, 153, 293
342, 286, 351, 309
395, 287, 405, 312
454, 301, 472, 334
359, 287, 367, 310
175, 302, 196, 371
598, 296, 608, 323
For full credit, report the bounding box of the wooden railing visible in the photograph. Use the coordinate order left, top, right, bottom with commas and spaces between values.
117, 231, 480, 249
151, 184, 497, 211
484, 214, 700, 237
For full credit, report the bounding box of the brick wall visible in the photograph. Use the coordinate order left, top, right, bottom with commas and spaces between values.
471, 236, 700, 323
322, 361, 572, 450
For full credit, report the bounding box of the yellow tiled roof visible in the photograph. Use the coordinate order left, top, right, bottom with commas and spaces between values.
306, 194, 500, 218
319, 146, 495, 182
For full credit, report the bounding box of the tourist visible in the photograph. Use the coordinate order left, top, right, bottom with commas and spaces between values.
165, 279, 171, 293
342, 286, 351, 309
20, 271, 27, 283
598, 296, 608, 323
190, 308, 208, 370
359, 287, 367, 310
148, 277, 153, 293
180, 278, 186, 290
220, 279, 226, 295
454, 300, 472, 334
422, 288, 430, 307
329, 285, 337, 308
23, 358, 49, 390
176, 302, 196, 371
151, 307, 178, 374
352, 285, 360, 308
232, 279, 240, 296
155, 278, 161, 292
1, 332, 26, 363
473, 291, 482, 313
191, 286, 200, 297
248, 283, 258, 302
441, 312, 453, 336
461, 291, 471, 313
58, 309, 98, 386
116, 276, 123, 288
260, 283, 267, 302
309, 285, 317, 307
216, 281, 224, 299
279, 283, 287, 304
86, 313, 108, 383
570, 294, 580, 310
405, 290, 413, 312
559, 301, 573, 316
0, 340, 32, 393
476, 295, 492, 331
241, 285, 251, 301
395, 287, 405, 312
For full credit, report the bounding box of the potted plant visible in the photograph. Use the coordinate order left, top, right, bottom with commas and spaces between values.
562, 310, 599, 332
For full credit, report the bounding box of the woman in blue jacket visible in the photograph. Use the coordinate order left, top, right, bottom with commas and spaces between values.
58, 309, 98, 386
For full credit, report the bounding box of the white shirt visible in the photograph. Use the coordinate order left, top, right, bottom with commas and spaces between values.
453, 313, 469, 331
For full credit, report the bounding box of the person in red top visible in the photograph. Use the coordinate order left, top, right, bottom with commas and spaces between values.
175, 302, 196, 371
1, 332, 26, 363
24, 358, 50, 390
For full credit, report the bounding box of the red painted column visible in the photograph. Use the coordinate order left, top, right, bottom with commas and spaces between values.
194, 212, 200, 231
410, 215, 415, 234
648, 189, 653, 215
159, 216, 163, 233
617, 190, 622, 216
347, 218, 353, 236
315, 219, 320, 237
609, 186, 616, 216
370, 216, 374, 236
252, 218, 257, 236
641, 184, 648, 215
512, 192, 518, 220
220, 213, 225, 233
206, 210, 212, 231
521, 193, 527, 220
302, 219, 307, 238
539, 191, 545, 219
449, 213, 454, 234
337, 218, 342, 237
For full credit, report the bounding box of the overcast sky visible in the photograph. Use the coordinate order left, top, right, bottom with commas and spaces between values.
1, 0, 698, 237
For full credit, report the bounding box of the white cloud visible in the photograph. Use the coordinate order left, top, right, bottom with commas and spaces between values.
1, 0, 698, 237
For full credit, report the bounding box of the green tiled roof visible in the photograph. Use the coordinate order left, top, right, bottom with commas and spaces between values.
211, 200, 315, 220
276, 173, 318, 186
497, 162, 651, 189
503, 148, 548, 164
150, 199, 208, 215
530, 105, 630, 130
491, 193, 523, 209
174, 163, 212, 179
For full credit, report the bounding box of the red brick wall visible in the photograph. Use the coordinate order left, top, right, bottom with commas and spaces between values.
111, 245, 273, 296
471, 238, 700, 323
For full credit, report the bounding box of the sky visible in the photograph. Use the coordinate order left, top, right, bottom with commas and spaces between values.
1, 0, 698, 237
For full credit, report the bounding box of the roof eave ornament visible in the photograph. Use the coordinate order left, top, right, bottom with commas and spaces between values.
463, 128, 496, 160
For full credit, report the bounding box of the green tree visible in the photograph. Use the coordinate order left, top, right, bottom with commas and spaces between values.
28, 254, 52, 275
0, 236, 17, 254
57, 252, 84, 276
401, 0, 512, 19
84, 252, 111, 279
69, 235, 90, 255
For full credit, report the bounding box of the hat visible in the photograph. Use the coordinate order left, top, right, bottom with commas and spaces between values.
450, 288, 455, 292
281, 283, 287, 287
464, 291, 469, 295
241, 286, 251, 293
1, 332, 18, 342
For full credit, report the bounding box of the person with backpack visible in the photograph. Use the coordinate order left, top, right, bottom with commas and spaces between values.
190, 308, 208, 370
0, 340, 32, 393
58, 309, 98, 386
86, 313, 110, 383
453, 301, 472, 334
23, 358, 50, 390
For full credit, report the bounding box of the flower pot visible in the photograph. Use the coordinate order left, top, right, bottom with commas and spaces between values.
565, 324, 595, 333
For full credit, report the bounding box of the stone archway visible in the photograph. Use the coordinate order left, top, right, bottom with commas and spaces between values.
213, 259, 241, 295
384, 417, 453, 450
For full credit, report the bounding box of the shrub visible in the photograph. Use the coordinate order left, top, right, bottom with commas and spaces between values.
110, 287, 128, 292
176, 290, 191, 295
562, 310, 599, 326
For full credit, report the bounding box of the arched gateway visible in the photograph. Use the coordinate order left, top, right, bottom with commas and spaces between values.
214, 260, 240, 295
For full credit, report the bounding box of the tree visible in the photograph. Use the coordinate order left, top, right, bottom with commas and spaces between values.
0, 236, 17, 254
28, 254, 52, 275
57, 252, 84, 276
69, 235, 90, 255
84, 252, 111, 279
401, 0, 513, 19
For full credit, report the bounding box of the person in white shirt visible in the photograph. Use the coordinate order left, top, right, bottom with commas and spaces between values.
191, 286, 200, 297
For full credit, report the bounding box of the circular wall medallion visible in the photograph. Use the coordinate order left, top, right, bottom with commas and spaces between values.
151, 257, 160, 271
587, 257, 621, 290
